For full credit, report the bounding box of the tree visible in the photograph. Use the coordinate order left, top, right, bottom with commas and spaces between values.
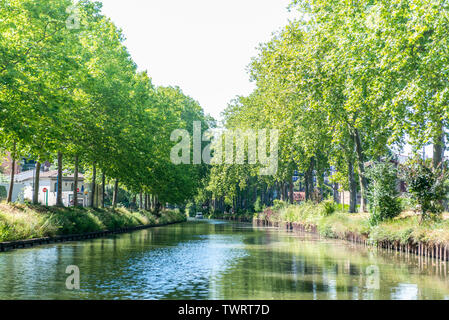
402, 158, 448, 221
366, 160, 402, 224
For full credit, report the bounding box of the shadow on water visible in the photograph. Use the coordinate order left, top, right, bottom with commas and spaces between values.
0, 219, 448, 299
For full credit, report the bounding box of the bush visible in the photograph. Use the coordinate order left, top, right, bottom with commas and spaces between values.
0, 186, 6, 200
185, 202, 197, 217
366, 161, 402, 225
254, 197, 262, 213
273, 199, 288, 211
0, 203, 186, 242
401, 158, 448, 222
321, 198, 336, 216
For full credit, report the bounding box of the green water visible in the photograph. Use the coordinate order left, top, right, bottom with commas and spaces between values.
0, 219, 448, 300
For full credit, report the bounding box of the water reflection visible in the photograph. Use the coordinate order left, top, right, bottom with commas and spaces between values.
0, 220, 448, 299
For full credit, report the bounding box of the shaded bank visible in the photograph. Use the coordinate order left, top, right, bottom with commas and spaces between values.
212, 202, 449, 262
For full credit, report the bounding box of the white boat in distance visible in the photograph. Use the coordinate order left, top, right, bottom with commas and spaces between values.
195, 212, 203, 219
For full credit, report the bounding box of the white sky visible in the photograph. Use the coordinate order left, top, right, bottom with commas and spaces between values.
99, 0, 297, 121
97, 1, 445, 158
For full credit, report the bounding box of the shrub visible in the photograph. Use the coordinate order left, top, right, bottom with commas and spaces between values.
321, 198, 336, 216
185, 202, 197, 217
366, 160, 402, 225
401, 158, 448, 222
254, 197, 262, 213
273, 199, 288, 211
0, 186, 6, 200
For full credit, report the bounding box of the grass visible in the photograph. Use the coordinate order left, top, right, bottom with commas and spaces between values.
252, 201, 449, 246
0, 203, 187, 242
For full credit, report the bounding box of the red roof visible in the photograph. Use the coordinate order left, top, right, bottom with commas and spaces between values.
294, 192, 305, 201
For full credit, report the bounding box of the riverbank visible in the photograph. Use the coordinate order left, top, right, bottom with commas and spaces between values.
211, 202, 449, 261
0, 203, 187, 244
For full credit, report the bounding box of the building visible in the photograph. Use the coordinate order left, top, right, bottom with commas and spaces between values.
1, 153, 51, 175
15, 170, 90, 207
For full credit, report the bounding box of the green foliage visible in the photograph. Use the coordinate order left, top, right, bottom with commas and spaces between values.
366, 161, 402, 224
186, 202, 197, 217
254, 197, 262, 213
254, 202, 449, 246
0, 0, 208, 207
321, 198, 336, 216
0, 203, 186, 242
0, 186, 6, 200
401, 159, 449, 221
272, 199, 288, 211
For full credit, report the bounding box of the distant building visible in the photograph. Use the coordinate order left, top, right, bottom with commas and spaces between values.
1, 153, 51, 175
0, 153, 21, 175
14, 170, 90, 207
293, 192, 305, 202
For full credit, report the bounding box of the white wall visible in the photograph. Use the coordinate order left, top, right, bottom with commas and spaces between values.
49, 179, 85, 192
23, 180, 89, 207
1, 183, 25, 202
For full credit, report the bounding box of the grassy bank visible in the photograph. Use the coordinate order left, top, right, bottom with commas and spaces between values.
0, 203, 187, 242
248, 202, 449, 246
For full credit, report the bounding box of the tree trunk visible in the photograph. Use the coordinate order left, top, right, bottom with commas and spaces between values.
139, 192, 143, 210
90, 162, 96, 208
305, 172, 310, 201
317, 171, 324, 202
254, 185, 257, 204
155, 195, 161, 215
56, 152, 63, 206
433, 131, 445, 169
289, 175, 294, 204
112, 179, 119, 208
348, 158, 357, 213
145, 194, 149, 211
132, 195, 137, 209
73, 155, 79, 207
353, 129, 368, 212
333, 183, 339, 204
6, 141, 16, 203
280, 182, 285, 201
246, 184, 250, 210
306, 158, 315, 201
101, 172, 105, 208
33, 162, 41, 205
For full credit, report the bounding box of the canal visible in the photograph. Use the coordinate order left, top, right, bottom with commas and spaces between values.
0, 219, 448, 299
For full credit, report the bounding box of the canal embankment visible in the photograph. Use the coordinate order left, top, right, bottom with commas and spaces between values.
211, 201, 449, 262
0, 203, 187, 251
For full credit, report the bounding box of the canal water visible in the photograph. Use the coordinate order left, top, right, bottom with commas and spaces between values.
0, 219, 448, 300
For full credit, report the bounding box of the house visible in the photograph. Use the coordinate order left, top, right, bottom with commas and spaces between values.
293, 191, 305, 202
1, 153, 51, 175
15, 170, 90, 207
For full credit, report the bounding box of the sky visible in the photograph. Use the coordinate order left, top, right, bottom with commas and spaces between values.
97, 0, 443, 157
99, 0, 298, 122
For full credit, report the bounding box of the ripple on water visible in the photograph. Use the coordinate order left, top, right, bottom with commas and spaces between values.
88, 234, 248, 299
